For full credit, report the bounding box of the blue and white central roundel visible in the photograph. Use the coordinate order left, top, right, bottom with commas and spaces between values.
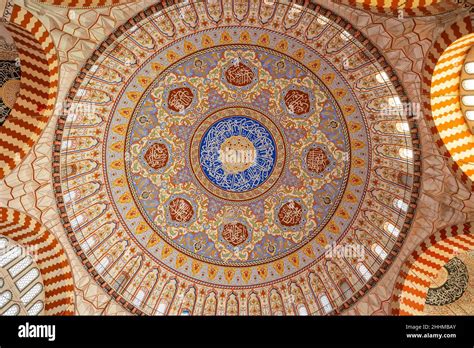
199, 116, 277, 192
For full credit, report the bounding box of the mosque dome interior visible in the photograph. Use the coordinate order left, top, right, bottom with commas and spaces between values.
0, 0, 473, 317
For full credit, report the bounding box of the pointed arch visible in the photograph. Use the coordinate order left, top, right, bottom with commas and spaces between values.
0, 5, 59, 179
337, 0, 461, 17
178, 286, 196, 315
422, 17, 474, 190
225, 292, 239, 316
247, 292, 262, 316
269, 288, 285, 316
0, 208, 75, 315
392, 222, 474, 315
32, 0, 134, 8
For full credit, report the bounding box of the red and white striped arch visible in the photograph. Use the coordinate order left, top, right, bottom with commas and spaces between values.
337, 0, 461, 17
391, 222, 474, 315
0, 208, 75, 315
0, 5, 59, 179
421, 17, 474, 191
32, 0, 133, 9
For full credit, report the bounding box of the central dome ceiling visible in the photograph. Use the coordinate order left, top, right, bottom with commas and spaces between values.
124, 44, 352, 269
54, 1, 419, 315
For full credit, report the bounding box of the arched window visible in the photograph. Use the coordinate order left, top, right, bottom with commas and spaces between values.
81, 235, 97, 252
0, 246, 22, 267
394, 199, 408, 212
0, 237, 45, 316
358, 263, 372, 281
133, 288, 147, 307
340, 30, 350, 42
21, 283, 43, 306
375, 72, 389, 84
113, 273, 128, 292
16, 268, 39, 292
61, 140, 73, 151
63, 190, 78, 204
339, 281, 352, 300
316, 14, 328, 25
465, 62, 474, 74
462, 95, 474, 106
8, 256, 33, 278
297, 305, 308, 316
155, 302, 168, 316
399, 148, 413, 160
388, 96, 402, 108
3, 304, 19, 316
96, 256, 111, 274
0, 291, 12, 308
384, 222, 400, 237
372, 244, 388, 261
320, 294, 333, 314
69, 113, 78, 122
181, 309, 190, 316
71, 214, 85, 229
462, 79, 474, 90
27, 301, 44, 316
431, 34, 474, 180
395, 122, 410, 133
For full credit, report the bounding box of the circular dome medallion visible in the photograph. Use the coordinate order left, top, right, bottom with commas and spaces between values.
190, 108, 285, 201
55, 1, 419, 315
125, 45, 350, 266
